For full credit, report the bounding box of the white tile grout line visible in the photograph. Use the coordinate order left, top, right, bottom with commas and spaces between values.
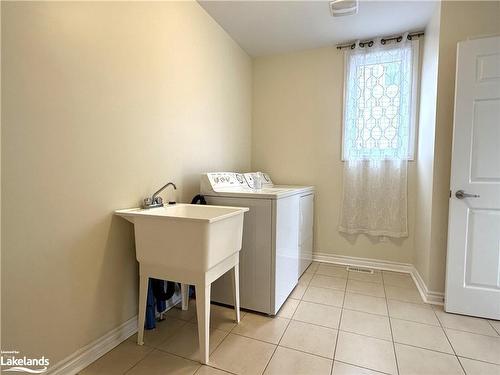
330, 265, 348, 375
334, 360, 392, 375
121, 320, 191, 375
487, 319, 500, 336
430, 301, 467, 375
259, 268, 315, 375
382, 271, 401, 375
456, 354, 500, 367
277, 342, 335, 361
388, 316, 500, 339
133, 304, 239, 375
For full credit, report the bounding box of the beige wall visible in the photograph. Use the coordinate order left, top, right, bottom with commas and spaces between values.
1, 1, 251, 365
423, 0, 500, 293
414, 2, 441, 291
252, 47, 417, 264
252, 1, 500, 294
3, 0, 499, 366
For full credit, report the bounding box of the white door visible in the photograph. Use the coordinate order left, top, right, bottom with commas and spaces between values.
445, 35, 500, 320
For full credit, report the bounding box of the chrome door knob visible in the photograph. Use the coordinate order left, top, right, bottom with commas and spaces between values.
455, 190, 480, 199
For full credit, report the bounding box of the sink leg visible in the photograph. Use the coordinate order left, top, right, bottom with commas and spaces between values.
181, 283, 189, 311
231, 264, 240, 323
195, 283, 211, 365
137, 275, 148, 345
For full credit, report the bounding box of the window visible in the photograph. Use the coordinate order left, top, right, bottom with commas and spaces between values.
342, 41, 418, 161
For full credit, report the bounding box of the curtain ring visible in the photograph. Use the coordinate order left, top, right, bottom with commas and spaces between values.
368, 41, 374, 47
407, 35, 412, 41
381, 39, 386, 45
350, 43, 356, 49
359, 42, 365, 47
396, 36, 403, 43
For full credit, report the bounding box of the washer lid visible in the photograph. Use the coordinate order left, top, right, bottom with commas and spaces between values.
203, 183, 314, 199
200, 172, 314, 199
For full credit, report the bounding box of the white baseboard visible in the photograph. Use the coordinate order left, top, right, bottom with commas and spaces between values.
313, 252, 444, 305
48, 294, 182, 375
411, 268, 445, 305
314, 252, 414, 274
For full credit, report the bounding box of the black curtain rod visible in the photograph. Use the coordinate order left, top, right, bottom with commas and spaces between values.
336, 31, 425, 50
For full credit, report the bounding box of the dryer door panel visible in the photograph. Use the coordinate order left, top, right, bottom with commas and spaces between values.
274, 195, 300, 313
206, 196, 272, 314
299, 193, 314, 276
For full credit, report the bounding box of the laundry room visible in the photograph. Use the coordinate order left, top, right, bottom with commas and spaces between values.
1, 1, 500, 374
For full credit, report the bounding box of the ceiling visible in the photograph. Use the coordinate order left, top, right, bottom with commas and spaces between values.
199, 1, 437, 57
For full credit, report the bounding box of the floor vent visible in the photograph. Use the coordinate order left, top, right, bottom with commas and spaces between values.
346, 266, 374, 274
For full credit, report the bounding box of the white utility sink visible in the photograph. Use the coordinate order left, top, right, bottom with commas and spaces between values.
115, 204, 248, 273
115, 203, 249, 364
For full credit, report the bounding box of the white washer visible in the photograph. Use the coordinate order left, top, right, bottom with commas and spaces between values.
200, 172, 314, 315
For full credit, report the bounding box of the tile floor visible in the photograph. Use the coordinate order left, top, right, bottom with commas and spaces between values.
80, 262, 500, 375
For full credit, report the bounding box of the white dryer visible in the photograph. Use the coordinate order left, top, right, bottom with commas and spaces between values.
200, 172, 314, 315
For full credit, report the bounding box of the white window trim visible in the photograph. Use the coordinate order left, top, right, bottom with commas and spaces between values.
340, 39, 420, 162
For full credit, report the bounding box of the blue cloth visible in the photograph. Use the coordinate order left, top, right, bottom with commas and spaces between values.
144, 279, 170, 330
156, 290, 166, 314
145, 279, 156, 330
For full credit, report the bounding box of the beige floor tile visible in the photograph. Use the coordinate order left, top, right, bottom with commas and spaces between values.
459, 357, 500, 375
231, 313, 289, 344
81, 339, 153, 375
346, 279, 385, 298
166, 300, 198, 322
391, 318, 453, 353
434, 306, 498, 336
126, 350, 200, 375
195, 366, 233, 375
209, 334, 275, 375
382, 272, 416, 289
343, 292, 388, 316
310, 274, 347, 291
302, 286, 345, 307
446, 329, 500, 365
129, 318, 187, 348
264, 346, 332, 375
316, 264, 348, 279
395, 344, 463, 375
280, 320, 337, 359
277, 298, 300, 319
191, 304, 243, 332
293, 301, 342, 328
490, 320, 500, 335
332, 361, 383, 375
385, 285, 424, 304
340, 309, 392, 341
159, 323, 228, 361
305, 262, 320, 274
347, 270, 383, 284
335, 331, 397, 374
299, 272, 313, 285
290, 282, 308, 299
387, 299, 439, 326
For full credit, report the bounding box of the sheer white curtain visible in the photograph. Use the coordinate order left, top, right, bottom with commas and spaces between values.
339, 35, 417, 238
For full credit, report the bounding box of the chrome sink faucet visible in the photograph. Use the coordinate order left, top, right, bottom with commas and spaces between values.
143, 182, 177, 209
